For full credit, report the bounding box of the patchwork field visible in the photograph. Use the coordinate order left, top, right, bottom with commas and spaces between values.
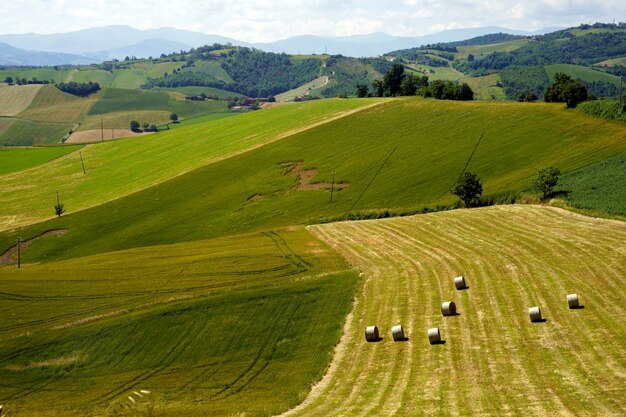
276, 76, 329, 102
0, 84, 43, 116
0, 146, 81, 176
17, 85, 100, 123
283, 205, 626, 416
0, 228, 358, 416
0, 119, 72, 146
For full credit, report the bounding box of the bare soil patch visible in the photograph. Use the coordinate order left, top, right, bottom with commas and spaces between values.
65, 129, 152, 144
283, 161, 349, 191
0, 229, 67, 266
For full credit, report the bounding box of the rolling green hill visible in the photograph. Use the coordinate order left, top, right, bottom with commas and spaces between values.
545, 64, 622, 87
3, 98, 626, 263
0, 228, 358, 416
0, 98, 380, 230
0, 145, 82, 175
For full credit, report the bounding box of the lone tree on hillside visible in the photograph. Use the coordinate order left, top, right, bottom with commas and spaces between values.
383, 63, 406, 97
452, 172, 483, 208
533, 167, 561, 200
4, 76, 13, 84
169, 113, 179, 123
544, 72, 588, 108
54, 191, 65, 218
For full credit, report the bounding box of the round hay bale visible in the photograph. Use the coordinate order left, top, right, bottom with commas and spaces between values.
441, 301, 457, 316
529, 306, 542, 322
567, 293, 580, 309
428, 327, 441, 344
365, 325, 379, 342
391, 325, 405, 341
454, 276, 467, 290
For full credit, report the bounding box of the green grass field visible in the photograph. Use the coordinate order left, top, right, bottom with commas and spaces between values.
0, 228, 358, 417
0, 146, 82, 176
593, 56, 626, 67
18, 85, 100, 123
181, 61, 233, 83
64, 69, 115, 87
559, 150, 626, 216
3, 98, 626, 263
0, 98, 380, 230
462, 74, 506, 100
288, 205, 626, 416
276, 76, 329, 102
405, 64, 465, 81
155, 86, 244, 99
545, 64, 622, 87
0, 119, 72, 146
456, 39, 530, 58
109, 70, 148, 89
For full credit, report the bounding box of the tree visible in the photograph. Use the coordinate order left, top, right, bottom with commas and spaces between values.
544, 72, 588, 108
400, 74, 419, 96
169, 113, 179, 123
4, 76, 13, 84
356, 83, 369, 98
149, 124, 158, 132
130, 120, 141, 132
533, 167, 561, 199
383, 63, 405, 96
562, 80, 588, 108
458, 83, 474, 101
54, 191, 65, 218
452, 172, 483, 207
372, 79, 385, 97
267, 95, 276, 102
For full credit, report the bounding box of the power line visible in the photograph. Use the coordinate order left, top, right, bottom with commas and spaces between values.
345, 145, 398, 216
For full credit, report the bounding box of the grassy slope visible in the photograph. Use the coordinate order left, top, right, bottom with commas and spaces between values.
545, 64, 622, 87
64, 69, 115, 87
5, 98, 626, 262
0, 146, 82, 176
0, 228, 358, 417
456, 39, 530, 58
155, 86, 244, 99
288, 205, 626, 416
0, 98, 379, 230
18, 85, 99, 123
594, 56, 626, 67
462, 74, 506, 100
405, 64, 465, 81
558, 150, 626, 216
0, 119, 71, 146
276, 76, 328, 102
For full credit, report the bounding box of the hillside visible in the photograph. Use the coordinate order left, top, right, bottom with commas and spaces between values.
2, 98, 626, 263
389, 24, 626, 100
287, 205, 626, 415
0, 228, 358, 416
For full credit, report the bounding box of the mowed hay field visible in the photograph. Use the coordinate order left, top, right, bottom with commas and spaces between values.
0, 228, 358, 416
0, 84, 43, 116
17, 85, 100, 123
285, 205, 626, 416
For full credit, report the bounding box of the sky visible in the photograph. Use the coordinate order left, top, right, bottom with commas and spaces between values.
1, 0, 625, 42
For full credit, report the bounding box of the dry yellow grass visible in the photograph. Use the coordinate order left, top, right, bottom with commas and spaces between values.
284, 205, 626, 416
0, 84, 43, 116
65, 129, 152, 144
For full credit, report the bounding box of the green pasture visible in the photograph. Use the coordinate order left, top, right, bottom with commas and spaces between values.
155, 86, 244, 99
0, 146, 81, 175
276, 76, 329, 102
545, 64, 622, 87
0, 228, 358, 416
456, 39, 529, 58
405, 64, 465, 81
559, 150, 626, 216
0, 119, 72, 146
0, 98, 380, 230
4, 98, 626, 262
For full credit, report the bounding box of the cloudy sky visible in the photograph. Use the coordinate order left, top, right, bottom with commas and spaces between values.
2, 0, 625, 41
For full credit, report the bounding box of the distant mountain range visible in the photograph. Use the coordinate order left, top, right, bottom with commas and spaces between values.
0, 25, 562, 65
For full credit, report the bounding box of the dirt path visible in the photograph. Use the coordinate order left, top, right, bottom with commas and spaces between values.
0, 229, 67, 266
278, 205, 626, 416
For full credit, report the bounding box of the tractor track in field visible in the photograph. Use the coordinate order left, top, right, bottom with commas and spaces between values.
278, 205, 626, 416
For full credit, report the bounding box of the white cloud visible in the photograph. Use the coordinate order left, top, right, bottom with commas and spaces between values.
0, 0, 624, 40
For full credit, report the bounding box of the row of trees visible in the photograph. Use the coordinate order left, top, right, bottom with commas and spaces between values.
4, 76, 51, 85
452, 167, 561, 208
356, 64, 474, 101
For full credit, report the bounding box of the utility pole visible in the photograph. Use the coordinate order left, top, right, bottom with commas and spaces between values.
101, 119, 104, 142
79, 151, 86, 174
17, 237, 21, 269
330, 169, 336, 203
